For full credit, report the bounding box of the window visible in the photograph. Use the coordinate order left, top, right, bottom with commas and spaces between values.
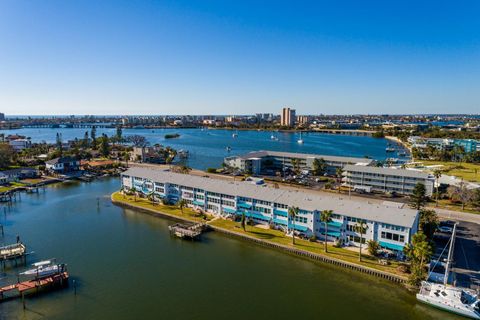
381, 231, 405, 243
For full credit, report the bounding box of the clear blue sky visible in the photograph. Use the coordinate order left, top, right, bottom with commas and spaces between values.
0, 0, 479, 115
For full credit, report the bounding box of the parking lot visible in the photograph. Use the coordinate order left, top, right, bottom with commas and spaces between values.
452, 221, 480, 289
433, 220, 480, 289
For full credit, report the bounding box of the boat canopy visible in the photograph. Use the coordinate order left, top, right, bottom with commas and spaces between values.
379, 241, 404, 251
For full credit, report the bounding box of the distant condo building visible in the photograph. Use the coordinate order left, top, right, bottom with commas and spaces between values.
224, 150, 374, 176
296, 115, 309, 126
0, 113, 4, 121
280, 107, 296, 127
121, 167, 419, 251
408, 136, 479, 153
342, 165, 435, 196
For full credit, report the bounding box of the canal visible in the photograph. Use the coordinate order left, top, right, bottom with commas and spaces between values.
0, 178, 458, 319
0, 128, 409, 170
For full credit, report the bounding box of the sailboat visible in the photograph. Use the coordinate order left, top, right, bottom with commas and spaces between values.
297, 132, 304, 144
20, 259, 66, 278
416, 223, 480, 319
232, 129, 238, 138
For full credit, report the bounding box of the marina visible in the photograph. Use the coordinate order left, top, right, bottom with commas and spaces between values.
0, 178, 457, 319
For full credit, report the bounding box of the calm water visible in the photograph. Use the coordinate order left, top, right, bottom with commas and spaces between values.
0, 128, 408, 170
0, 178, 458, 319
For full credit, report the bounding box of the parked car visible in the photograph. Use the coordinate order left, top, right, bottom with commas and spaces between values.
437, 226, 453, 233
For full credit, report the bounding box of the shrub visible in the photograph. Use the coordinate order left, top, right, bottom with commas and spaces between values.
367, 240, 380, 256
206, 168, 217, 173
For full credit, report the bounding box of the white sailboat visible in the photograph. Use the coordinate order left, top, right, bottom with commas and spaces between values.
20, 259, 66, 278
297, 132, 304, 144
416, 223, 480, 319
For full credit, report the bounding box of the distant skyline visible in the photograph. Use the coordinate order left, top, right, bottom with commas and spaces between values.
0, 0, 479, 115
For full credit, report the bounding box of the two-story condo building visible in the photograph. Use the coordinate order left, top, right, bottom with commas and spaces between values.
224, 150, 374, 176
342, 165, 435, 196
121, 167, 419, 252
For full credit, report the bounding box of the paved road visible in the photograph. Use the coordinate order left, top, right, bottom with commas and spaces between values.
452, 221, 480, 289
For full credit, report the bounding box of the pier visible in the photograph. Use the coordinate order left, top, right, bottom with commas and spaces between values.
0, 243, 26, 262
168, 223, 205, 240
0, 271, 69, 302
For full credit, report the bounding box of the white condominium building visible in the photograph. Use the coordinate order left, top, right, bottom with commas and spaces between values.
121, 167, 419, 252
343, 165, 434, 196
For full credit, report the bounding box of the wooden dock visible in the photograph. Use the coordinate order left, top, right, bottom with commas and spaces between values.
168, 223, 205, 240
0, 272, 69, 301
0, 243, 26, 261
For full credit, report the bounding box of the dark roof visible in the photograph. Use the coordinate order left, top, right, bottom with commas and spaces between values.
45, 156, 78, 165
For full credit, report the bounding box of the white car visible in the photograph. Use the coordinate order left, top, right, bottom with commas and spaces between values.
438, 226, 453, 233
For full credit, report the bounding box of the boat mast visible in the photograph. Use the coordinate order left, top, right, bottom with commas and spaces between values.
444, 222, 457, 285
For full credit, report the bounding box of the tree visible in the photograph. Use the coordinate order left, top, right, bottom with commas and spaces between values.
0, 144, 15, 169
82, 131, 89, 148
419, 209, 439, 240
335, 167, 344, 193
409, 183, 427, 210
177, 199, 187, 213
90, 126, 97, 149
126, 135, 147, 147
447, 182, 473, 210
56, 132, 63, 155
123, 151, 130, 168
99, 134, 110, 157
354, 220, 368, 262
116, 126, 123, 142
320, 210, 333, 252
290, 159, 301, 175
367, 240, 380, 256
240, 212, 246, 231
147, 191, 155, 205
312, 158, 327, 176
403, 232, 433, 286
288, 206, 299, 245
469, 188, 480, 209
433, 169, 442, 207
179, 165, 192, 174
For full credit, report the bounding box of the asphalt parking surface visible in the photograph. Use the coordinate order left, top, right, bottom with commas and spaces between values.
452, 221, 480, 289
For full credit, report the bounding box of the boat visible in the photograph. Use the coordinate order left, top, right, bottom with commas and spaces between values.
297, 132, 304, 144
226, 146, 231, 152
416, 222, 480, 319
417, 282, 479, 319
232, 130, 238, 138
385, 146, 395, 152
20, 259, 66, 278
398, 151, 407, 157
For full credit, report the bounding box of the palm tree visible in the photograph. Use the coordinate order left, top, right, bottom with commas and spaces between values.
177, 199, 187, 213
288, 206, 299, 245
240, 212, 246, 231
433, 169, 442, 207
354, 220, 368, 262
123, 151, 130, 168
147, 191, 155, 205
335, 167, 344, 193
320, 210, 333, 252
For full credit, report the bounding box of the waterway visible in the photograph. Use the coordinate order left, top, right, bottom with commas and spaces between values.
0, 178, 459, 319
0, 128, 409, 170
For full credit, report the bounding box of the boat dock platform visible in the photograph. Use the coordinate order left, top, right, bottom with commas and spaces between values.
168, 223, 206, 240
0, 272, 69, 302
0, 243, 26, 262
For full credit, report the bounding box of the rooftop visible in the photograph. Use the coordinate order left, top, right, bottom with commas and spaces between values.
233, 150, 373, 164
123, 167, 418, 228
343, 164, 433, 179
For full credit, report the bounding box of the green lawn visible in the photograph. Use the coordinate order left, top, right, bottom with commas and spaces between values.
111, 192, 211, 223
112, 192, 407, 278
419, 160, 480, 183
209, 219, 406, 276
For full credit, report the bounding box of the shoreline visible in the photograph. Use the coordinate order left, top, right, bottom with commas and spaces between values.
111, 193, 407, 285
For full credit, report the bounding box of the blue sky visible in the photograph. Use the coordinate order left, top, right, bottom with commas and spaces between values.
0, 0, 479, 115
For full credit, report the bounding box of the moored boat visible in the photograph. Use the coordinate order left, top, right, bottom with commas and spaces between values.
416, 281, 480, 319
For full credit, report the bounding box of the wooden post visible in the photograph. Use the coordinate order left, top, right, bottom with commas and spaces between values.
73, 279, 77, 295
22, 292, 25, 310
